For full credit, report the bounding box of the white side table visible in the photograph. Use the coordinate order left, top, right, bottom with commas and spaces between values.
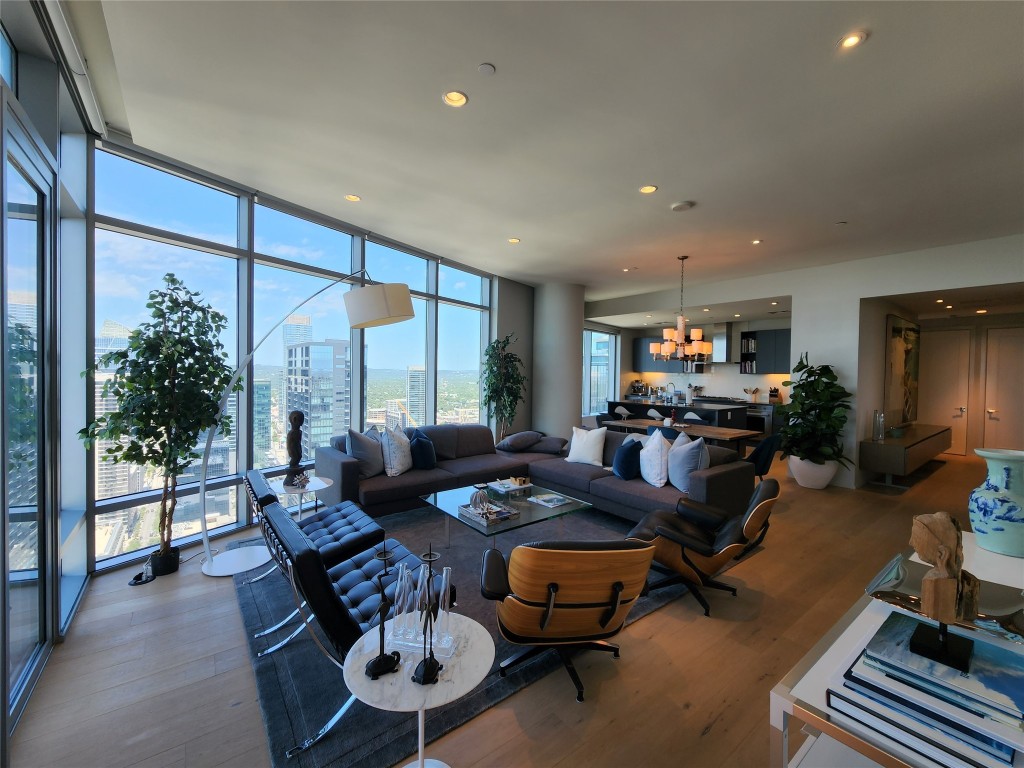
343, 613, 495, 768
269, 476, 333, 520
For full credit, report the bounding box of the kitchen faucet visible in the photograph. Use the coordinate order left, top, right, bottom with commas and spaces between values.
666, 382, 676, 402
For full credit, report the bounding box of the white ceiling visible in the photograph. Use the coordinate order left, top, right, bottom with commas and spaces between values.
69, 1, 1023, 319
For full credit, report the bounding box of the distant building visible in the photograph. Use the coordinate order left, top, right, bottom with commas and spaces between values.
253, 379, 272, 462
286, 338, 351, 456
407, 365, 426, 427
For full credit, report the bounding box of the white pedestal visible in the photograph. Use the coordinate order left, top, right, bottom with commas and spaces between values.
201, 544, 272, 576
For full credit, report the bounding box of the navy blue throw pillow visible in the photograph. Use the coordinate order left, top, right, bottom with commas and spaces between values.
409, 429, 436, 470
612, 439, 643, 480
646, 425, 680, 441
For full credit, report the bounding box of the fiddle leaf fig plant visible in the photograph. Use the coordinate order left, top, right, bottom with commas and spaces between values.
481, 333, 527, 440
80, 274, 239, 555
776, 352, 853, 467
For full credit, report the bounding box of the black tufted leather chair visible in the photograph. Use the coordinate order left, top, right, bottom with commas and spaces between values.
259, 498, 441, 757
627, 479, 780, 616
480, 540, 654, 702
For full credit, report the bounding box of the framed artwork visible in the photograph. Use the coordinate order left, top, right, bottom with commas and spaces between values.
884, 314, 921, 427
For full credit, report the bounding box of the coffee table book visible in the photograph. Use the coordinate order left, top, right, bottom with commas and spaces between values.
457, 501, 519, 526
528, 493, 570, 508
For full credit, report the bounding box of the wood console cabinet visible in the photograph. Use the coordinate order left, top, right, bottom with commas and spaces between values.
858, 424, 951, 486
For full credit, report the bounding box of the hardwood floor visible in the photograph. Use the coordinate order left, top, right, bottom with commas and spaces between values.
10, 455, 987, 768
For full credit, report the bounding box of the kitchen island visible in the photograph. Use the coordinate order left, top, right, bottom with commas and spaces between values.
608, 400, 748, 429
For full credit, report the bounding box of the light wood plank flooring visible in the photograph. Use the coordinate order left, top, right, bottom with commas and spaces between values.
10, 455, 987, 768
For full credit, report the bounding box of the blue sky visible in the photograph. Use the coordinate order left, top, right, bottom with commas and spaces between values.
93, 151, 485, 370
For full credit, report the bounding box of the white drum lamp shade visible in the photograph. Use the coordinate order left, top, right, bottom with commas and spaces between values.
343, 283, 415, 328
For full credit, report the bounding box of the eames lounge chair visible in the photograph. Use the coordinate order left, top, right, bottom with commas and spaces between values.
627, 479, 780, 616
480, 540, 655, 702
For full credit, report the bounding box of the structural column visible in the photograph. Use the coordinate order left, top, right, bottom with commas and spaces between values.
533, 283, 585, 439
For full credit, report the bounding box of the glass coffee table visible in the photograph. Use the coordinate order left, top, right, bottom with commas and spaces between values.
432, 483, 591, 548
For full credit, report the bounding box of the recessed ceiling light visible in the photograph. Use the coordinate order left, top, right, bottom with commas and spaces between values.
839, 30, 869, 49
703, 308, 710, 312
771, 301, 778, 306
645, 314, 652, 318
478, 63, 496, 76
751, 239, 762, 245
623, 268, 630, 272
734, 313, 741, 318
834, 220, 848, 225
946, 305, 953, 310
935, 299, 944, 303
507, 238, 520, 244
671, 200, 696, 212
344, 194, 361, 202
443, 91, 468, 107
639, 185, 658, 194
976, 309, 988, 314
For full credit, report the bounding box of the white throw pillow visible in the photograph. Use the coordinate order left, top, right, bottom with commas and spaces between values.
565, 426, 607, 466
668, 437, 711, 493
381, 426, 413, 477
639, 430, 671, 487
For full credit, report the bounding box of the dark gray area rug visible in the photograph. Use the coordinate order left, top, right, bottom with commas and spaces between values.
233, 505, 688, 768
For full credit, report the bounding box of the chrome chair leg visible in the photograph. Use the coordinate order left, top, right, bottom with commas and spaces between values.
285, 693, 357, 758
253, 602, 304, 639
257, 613, 313, 657
243, 562, 279, 585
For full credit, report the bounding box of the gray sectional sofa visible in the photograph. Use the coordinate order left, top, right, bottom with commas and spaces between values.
315, 423, 754, 522
498, 429, 754, 523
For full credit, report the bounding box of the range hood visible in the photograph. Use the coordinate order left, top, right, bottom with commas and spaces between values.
710, 323, 741, 363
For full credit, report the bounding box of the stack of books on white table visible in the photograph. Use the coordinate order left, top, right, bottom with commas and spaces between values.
826, 612, 1024, 767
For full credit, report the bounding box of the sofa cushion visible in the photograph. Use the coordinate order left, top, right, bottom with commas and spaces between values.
358, 468, 457, 507
497, 449, 562, 465
589, 474, 687, 514
668, 437, 711, 493
381, 426, 413, 477
639, 430, 671, 487
707, 446, 739, 466
436, 454, 529, 486
530, 435, 568, 455
566, 426, 606, 466
455, 424, 497, 457
495, 430, 543, 452
415, 424, 459, 460
347, 428, 385, 480
529, 456, 611, 493
409, 428, 437, 470
612, 439, 643, 481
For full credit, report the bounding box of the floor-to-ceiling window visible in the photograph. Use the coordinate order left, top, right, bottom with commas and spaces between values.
583, 329, 617, 415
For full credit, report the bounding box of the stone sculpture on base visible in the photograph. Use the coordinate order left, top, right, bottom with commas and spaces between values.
284, 410, 306, 486
907, 511, 980, 672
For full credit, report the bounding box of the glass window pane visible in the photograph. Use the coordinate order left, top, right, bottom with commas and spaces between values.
583, 330, 614, 415
437, 303, 483, 425
438, 264, 487, 305
93, 230, 238, 500
94, 150, 238, 246
1, 28, 15, 90
365, 242, 427, 293
94, 488, 236, 563
254, 204, 352, 271
5, 158, 43, 695
365, 297, 426, 429
252, 264, 351, 468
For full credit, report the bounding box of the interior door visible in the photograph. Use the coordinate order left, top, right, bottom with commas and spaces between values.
983, 327, 1024, 450
918, 329, 970, 454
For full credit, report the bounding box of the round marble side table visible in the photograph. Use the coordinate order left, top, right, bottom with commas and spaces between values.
343, 613, 495, 768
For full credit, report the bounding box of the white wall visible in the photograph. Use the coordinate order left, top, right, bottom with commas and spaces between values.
587, 234, 1024, 488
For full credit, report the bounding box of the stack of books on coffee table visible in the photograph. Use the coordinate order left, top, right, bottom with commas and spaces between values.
458, 500, 520, 526
826, 612, 1024, 767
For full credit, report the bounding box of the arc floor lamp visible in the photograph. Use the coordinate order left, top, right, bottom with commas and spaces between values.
198, 272, 414, 577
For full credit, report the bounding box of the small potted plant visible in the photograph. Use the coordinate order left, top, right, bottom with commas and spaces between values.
481, 333, 527, 441
80, 274, 238, 579
777, 353, 853, 489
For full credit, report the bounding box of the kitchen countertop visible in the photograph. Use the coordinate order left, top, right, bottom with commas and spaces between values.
612, 399, 747, 411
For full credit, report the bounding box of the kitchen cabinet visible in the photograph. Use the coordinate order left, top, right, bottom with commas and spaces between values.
632, 336, 705, 374
739, 329, 791, 374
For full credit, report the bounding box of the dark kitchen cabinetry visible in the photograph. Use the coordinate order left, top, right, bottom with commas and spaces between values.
739, 329, 791, 374
633, 336, 705, 374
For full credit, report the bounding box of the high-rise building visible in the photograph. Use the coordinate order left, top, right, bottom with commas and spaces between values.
93, 319, 142, 500
406, 365, 426, 428
253, 379, 272, 463
281, 315, 312, 432
286, 338, 351, 457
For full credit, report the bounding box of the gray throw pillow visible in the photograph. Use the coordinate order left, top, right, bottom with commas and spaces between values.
347, 428, 384, 480
495, 431, 543, 452
667, 437, 711, 493
531, 435, 568, 454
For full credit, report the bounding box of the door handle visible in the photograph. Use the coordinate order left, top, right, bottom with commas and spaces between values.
987, 409, 997, 414
958, 407, 967, 414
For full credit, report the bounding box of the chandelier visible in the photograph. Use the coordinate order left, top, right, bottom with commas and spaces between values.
649, 255, 712, 361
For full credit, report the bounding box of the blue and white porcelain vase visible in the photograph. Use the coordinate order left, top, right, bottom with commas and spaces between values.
967, 448, 1024, 558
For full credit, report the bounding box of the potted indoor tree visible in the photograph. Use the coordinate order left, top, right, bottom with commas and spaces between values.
777, 353, 853, 489
481, 333, 527, 441
80, 274, 238, 579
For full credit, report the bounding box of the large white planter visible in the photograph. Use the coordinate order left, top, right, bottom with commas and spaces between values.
789, 456, 839, 489
968, 448, 1024, 558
